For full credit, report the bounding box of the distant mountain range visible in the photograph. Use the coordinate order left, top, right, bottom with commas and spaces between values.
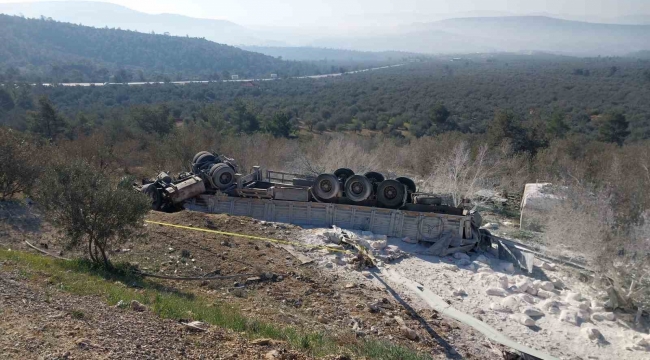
0, 1, 649, 56
312, 16, 650, 56
239, 46, 424, 62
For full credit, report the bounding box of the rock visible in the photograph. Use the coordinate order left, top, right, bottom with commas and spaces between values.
551, 278, 565, 289
591, 313, 605, 322
402, 236, 418, 244
362, 271, 373, 278
532, 280, 542, 289
490, 302, 511, 312
548, 306, 561, 314
510, 313, 536, 326
370, 240, 387, 250
565, 292, 583, 302
452, 288, 467, 297
498, 275, 510, 289
591, 300, 604, 309
518, 293, 537, 304
324, 231, 342, 244
541, 262, 557, 271
345, 283, 356, 289
536, 290, 554, 299
453, 252, 470, 261
540, 281, 555, 291
326, 244, 344, 250
251, 338, 273, 346
317, 315, 328, 324
582, 327, 602, 341
367, 302, 380, 313
130, 300, 147, 312
400, 326, 418, 341
525, 287, 538, 296
476, 255, 490, 264
501, 295, 521, 311
486, 288, 508, 297
515, 280, 531, 293
75, 338, 92, 349
559, 310, 579, 326
635, 337, 650, 349
540, 299, 562, 311
265, 350, 280, 359
477, 267, 493, 273
602, 312, 616, 321
523, 307, 545, 317
455, 258, 472, 267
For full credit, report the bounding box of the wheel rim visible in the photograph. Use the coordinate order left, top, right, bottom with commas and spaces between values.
384, 186, 397, 199
320, 179, 332, 192
351, 181, 364, 194
220, 172, 232, 185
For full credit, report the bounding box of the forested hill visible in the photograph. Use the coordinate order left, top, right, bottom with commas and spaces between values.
0, 14, 319, 83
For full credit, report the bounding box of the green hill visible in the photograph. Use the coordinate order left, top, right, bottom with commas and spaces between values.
0, 14, 318, 83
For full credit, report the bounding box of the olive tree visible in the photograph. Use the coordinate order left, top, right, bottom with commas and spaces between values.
34, 160, 150, 267
0, 128, 41, 200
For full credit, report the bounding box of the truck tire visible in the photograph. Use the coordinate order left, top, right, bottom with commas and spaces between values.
377, 180, 406, 208
312, 173, 340, 200
143, 184, 163, 211
344, 175, 372, 202
395, 177, 416, 194
334, 168, 354, 182
364, 171, 385, 183
192, 151, 211, 164
193, 153, 218, 173
209, 163, 235, 190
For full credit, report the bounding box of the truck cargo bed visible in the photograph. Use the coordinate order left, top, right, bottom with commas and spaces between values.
184, 194, 478, 245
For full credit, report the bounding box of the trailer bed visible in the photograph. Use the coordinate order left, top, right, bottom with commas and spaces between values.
184, 194, 478, 245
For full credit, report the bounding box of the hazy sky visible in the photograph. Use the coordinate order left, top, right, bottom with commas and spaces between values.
1, 0, 649, 26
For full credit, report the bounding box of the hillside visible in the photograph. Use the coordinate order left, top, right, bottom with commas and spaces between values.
0, 1, 270, 46
0, 14, 318, 83
312, 16, 650, 56
240, 46, 426, 64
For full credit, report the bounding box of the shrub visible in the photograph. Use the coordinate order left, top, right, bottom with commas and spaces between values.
0, 127, 42, 200
34, 159, 150, 267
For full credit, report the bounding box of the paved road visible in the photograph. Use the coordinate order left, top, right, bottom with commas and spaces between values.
36, 64, 404, 87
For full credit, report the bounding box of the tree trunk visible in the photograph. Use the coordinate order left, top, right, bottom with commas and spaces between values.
88, 238, 97, 263
97, 243, 111, 269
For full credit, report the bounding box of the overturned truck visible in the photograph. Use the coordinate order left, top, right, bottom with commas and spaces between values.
137, 152, 490, 255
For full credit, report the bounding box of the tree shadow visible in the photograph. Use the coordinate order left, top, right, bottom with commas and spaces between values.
0, 201, 42, 233
63, 259, 196, 300
371, 271, 464, 359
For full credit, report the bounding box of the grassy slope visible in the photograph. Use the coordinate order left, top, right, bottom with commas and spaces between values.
0, 249, 431, 360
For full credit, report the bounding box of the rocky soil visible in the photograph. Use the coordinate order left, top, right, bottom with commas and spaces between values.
0, 204, 509, 359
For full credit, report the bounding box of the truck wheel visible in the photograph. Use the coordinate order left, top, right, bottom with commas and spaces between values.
344, 175, 372, 202
313, 173, 340, 200
209, 163, 235, 190
193, 153, 217, 173
334, 168, 354, 182
192, 151, 211, 164
395, 177, 416, 194
377, 180, 406, 208
143, 184, 163, 211
364, 171, 385, 183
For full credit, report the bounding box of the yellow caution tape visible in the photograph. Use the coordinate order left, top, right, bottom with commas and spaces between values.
144, 220, 352, 254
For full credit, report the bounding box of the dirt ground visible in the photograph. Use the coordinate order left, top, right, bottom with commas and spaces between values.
0, 203, 509, 359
